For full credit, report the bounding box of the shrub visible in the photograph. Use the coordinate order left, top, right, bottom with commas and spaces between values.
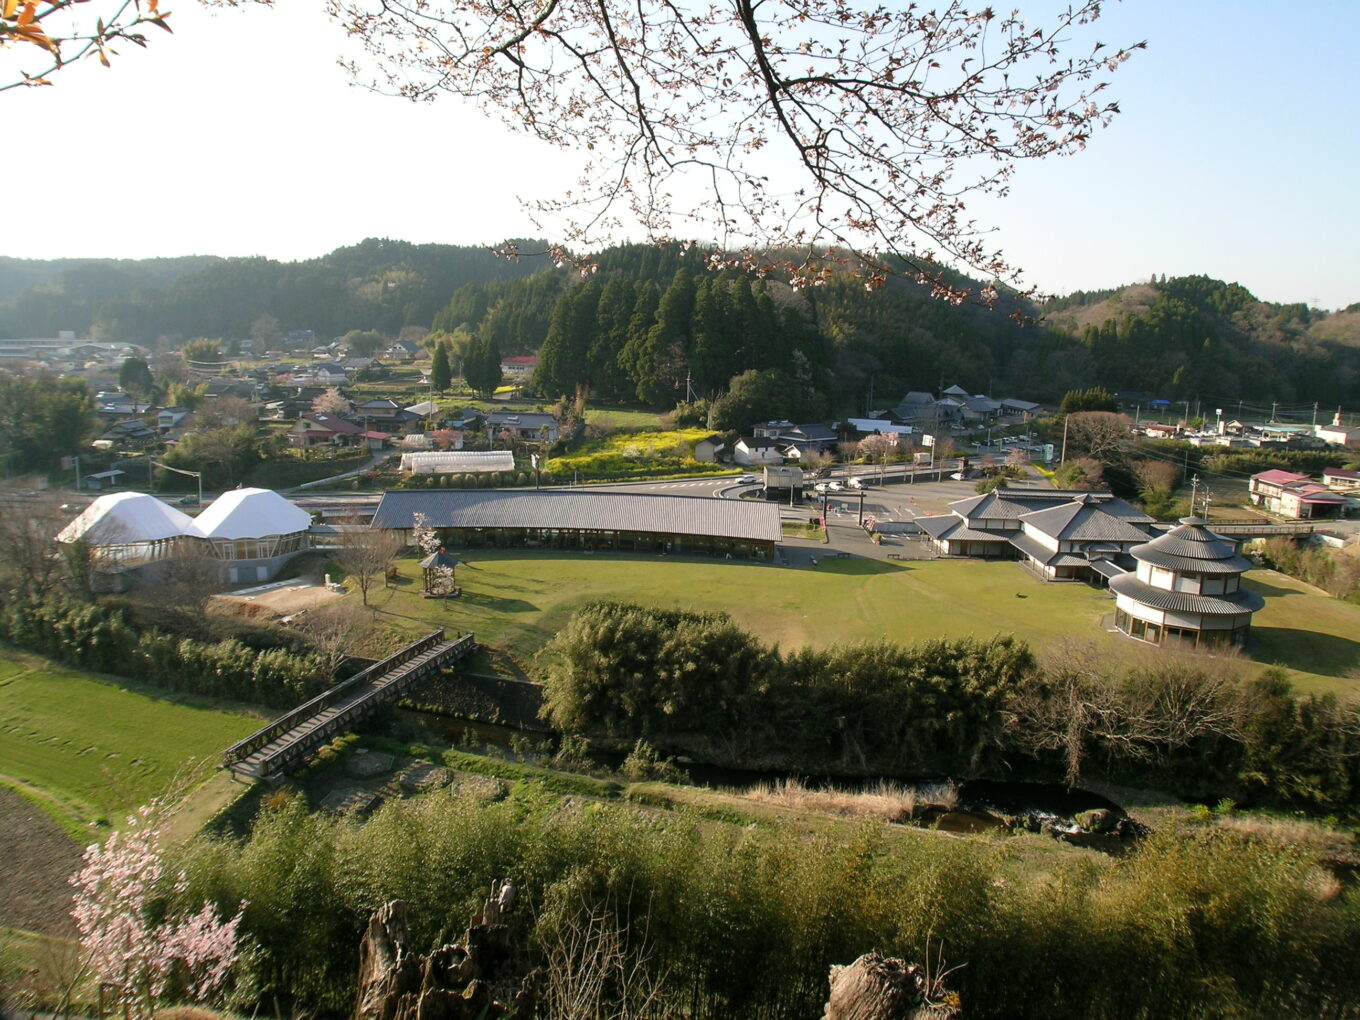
0, 596, 328, 708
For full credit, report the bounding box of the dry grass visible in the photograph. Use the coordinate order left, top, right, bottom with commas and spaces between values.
1212, 813, 1356, 854
743, 777, 958, 823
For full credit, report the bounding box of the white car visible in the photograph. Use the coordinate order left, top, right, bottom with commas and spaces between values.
847, 477, 865, 489
736, 474, 757, 484
827, 480, 844, 492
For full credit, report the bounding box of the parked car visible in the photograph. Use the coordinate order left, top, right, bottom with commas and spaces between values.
847, 477, 865, 489
827, 480, 844, 492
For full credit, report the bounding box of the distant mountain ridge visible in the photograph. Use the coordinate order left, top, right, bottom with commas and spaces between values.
0, 239, 549, 342
1, 243, 1356, 406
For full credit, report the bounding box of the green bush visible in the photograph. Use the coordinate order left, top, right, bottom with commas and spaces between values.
172, 786, 1360, 1020
0, 596, 328, 707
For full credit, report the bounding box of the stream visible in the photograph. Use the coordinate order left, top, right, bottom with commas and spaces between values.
395, 709, 1141, 848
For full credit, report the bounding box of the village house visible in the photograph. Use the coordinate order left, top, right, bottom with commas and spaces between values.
97, 419, 159, 449
289, 413, 391, 451
485, 411, 560, 443
693, 435, 726, 463
752, 421, 839, 459
349, 398, 423, 432
1249, 469, 1349, 519
733, 436, 786, 467
384, 340, 423, 362
1315, 417, 1360, 449
500, 355, 538, 380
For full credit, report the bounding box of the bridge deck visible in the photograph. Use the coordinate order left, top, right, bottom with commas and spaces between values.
223, 630, 475, 781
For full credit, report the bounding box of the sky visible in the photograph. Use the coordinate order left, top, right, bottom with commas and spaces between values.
5, 0, 1358, 309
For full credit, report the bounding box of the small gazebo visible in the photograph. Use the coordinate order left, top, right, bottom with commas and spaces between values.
418, 547, 460, 596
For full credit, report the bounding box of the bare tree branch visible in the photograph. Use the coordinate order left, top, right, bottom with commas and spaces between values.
327, 0, 1143, 300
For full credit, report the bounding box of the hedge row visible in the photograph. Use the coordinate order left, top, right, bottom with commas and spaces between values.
0, 597, 329, 708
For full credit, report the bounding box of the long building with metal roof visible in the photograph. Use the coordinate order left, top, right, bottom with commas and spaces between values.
371, 489, 782, 559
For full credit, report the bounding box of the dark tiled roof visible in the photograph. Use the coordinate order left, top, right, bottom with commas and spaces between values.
1110, 574, 1265, 616
1008, 531, 1091, 567
1129, 517, 1253, 574
370, 489, 783, 543
914, 516, 1007, 543
1019, 500, 1153, 543
951, 488, 1151, 527
1089, 559, 1128, 579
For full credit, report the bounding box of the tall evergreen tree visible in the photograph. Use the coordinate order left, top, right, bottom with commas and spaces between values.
430, 339, 453, 392
689, 278, 734, 396
636, 268, 696, 404
619, 280, 661, 396
464, 334, 502, 397
588, 278, 635, 400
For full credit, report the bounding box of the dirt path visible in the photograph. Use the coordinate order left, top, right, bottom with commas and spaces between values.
0, 788, 82, 936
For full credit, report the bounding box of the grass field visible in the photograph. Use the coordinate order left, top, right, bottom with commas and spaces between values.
586, 407, 669, 431
0, 649, 261, 837
370, 551, 1360, 696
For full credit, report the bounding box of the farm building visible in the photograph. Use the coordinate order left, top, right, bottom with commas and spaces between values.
370, 489, 782, 560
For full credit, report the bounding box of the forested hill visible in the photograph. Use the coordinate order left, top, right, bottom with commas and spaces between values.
0, 239, 550, 341
1039, 277, 1360, 406
3, 238, 1357, 407
430, 250, 1360, 408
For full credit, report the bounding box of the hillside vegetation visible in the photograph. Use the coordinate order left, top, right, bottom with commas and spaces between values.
6, 242, 1356, 410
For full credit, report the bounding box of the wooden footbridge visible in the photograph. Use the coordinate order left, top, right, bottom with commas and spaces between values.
221, 629, 476, 782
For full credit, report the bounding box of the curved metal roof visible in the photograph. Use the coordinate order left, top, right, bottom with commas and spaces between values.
1110, 573, 1264, 616
371, 489, 783, 543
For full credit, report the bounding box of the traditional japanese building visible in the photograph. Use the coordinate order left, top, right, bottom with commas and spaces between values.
1109, 517, 1264, 648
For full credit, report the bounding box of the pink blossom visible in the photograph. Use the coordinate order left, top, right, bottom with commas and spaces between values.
71, 804, 245, 1020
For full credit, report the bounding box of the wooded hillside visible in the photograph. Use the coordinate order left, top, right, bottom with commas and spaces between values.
3, 241, 1357, 406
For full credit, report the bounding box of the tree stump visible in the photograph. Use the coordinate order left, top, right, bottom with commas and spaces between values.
353, 884, 533, 1020
823, 953, 961, 1020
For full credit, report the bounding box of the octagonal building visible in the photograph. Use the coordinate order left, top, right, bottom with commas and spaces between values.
1109, 517, 1264, 649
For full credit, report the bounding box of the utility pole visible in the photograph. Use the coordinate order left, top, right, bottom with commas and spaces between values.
150, 459, 203, 507
1190, 474, 1200, 515
1060, 414, 1070, 464
1313, 402, 1319, 427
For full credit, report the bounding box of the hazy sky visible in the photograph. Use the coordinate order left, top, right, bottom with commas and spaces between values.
6, 0, 1358, 309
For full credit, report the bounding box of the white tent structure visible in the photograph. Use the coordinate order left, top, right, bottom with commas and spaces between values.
190, 488, 312, 583
56, 492, 196, 565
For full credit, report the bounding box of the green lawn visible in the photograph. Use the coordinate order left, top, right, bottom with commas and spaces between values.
1245, 570, 1360, 694
372, 552, 1360, 697
0, 649, 260, 836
